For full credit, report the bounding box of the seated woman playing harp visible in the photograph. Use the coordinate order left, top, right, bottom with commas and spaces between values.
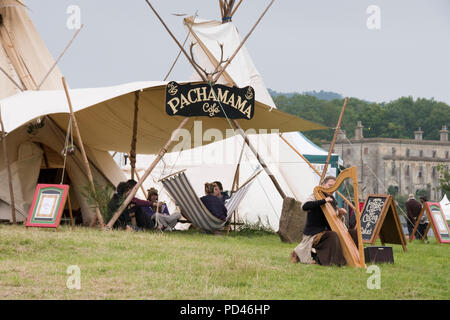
291, 176, 359, 266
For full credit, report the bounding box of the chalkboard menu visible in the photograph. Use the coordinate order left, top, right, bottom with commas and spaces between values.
360, 195, 388, 242
360, 194, 407, 251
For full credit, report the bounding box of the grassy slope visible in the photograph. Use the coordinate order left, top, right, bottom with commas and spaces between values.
0, 225, 448, 300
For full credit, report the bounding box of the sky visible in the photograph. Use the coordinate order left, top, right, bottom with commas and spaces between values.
26, 0, 450, 105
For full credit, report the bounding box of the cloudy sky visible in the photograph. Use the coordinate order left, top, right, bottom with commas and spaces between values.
28, 0, 450, 104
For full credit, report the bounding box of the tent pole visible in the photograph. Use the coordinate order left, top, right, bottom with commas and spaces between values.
320, 97, 348, 183
67, 192, 74, 230
0, 105, 16, 224
212, 0, 275, 83
144, 0, 208, 82
106, 118, 190, 229
61, 77, 105, 227
231, 140, 246, 192
278, 133, 355, 211
232, 119, 286, 200
130, 91, 140, 180
128, 153, 148, 200
37, 25, 83, 90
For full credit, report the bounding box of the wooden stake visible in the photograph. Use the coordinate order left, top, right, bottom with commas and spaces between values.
130, 91, 140, 180
106, 118, 190, 229
61, 77, 105, 227
0, 105, 16, 224
320, 97, 348, 183
213, 0, 275, 83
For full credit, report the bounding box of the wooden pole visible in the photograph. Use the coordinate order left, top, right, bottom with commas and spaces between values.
37, 25, 84, 90
320, 97, 348, 183
144, 0, 208, 82
231, 119, 286, 199
130, 91, 140, 180
128, 155, 148, 200
147, 0, 287, 201
67, 192, 74, 230
0, 105, 16, 224
278, 133, 355, 211
212, 0, 275, 83
231, 0, 244, 18
106, 118, 190, 229
231, 140, 246, 192
61, 77, 105, 227
0, 66, 24, 92
219, 0, 225, 19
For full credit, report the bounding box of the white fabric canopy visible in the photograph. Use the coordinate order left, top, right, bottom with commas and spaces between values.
0, 81, 164, 133
440, 194, 450, 220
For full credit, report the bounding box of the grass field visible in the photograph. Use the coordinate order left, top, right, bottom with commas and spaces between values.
0, 224, 448, 300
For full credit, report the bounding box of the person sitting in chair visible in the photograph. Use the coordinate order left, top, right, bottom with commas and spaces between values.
146, 187, 181, 231
201, 182, 227, 221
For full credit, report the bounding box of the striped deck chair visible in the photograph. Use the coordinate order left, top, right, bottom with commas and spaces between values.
160, 170, 261, 233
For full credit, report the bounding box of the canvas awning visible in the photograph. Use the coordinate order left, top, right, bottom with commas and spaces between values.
0, 81, 326, 154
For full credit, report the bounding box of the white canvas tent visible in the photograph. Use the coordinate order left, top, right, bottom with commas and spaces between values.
0, 1, 127, 223
128, 16, 342, 231
0, 6, 322, 225
440, 194, 450, 221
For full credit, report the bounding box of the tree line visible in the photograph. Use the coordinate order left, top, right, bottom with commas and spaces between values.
272, 94, 450, 147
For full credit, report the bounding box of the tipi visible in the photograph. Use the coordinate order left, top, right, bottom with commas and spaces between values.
130, 7, 342, 231
0, 1, 126, 224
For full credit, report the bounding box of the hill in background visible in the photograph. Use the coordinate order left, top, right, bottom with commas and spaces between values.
268, 89, 343, 101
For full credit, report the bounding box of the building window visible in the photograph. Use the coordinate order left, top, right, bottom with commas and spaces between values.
419, 150, 423, 157
446, 151, 449, 159
391, 163, 396, 176
364, 147, 368, 155
406, 149, 410, 157
418, 165, 423, 178
406, 165, 410, 176
392, 147, 396, 156
432, 150, 436, 158
432, 167, 436, 178
346, 148, 351, 156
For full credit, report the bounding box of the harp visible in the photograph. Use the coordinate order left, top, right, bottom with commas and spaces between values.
313, 167, 366, 268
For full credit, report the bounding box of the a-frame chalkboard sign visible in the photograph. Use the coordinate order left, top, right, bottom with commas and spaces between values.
360, 194, 407, 252
411, 202, 450, 244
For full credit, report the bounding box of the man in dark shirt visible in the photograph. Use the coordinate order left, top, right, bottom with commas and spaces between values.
405, 194, 422, 239
213, 181, 230, 204
291, 176, 358, 266
201, 183, 228, 221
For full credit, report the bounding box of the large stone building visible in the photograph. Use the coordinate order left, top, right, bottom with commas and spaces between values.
327, 122, 449, 202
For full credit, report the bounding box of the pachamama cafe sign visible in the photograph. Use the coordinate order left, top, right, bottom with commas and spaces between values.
165, 81, 255, 119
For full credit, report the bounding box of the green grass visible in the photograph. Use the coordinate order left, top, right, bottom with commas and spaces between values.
0, 224, 448, 300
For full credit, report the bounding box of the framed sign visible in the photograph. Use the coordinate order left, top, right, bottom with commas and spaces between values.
165, 81, 255, 120
412, 202, 450, 244
360, 194, 407, 252
26, 184, 69, 229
